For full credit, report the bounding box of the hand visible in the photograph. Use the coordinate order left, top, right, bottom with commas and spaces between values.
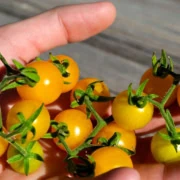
0, 1, 179, 180
0, 1, 136, 180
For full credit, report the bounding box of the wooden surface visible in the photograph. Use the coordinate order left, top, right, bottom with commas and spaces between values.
0, 0, 180, 95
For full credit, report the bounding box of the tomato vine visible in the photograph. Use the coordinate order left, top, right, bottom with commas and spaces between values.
0, 50, 180, 177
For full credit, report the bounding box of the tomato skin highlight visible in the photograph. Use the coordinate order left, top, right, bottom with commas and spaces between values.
140, 68, 177, 107
17, 60, 63, 105
7, 141, 44, 174
49, 54, 80, 93
91, 146, 133, 176
151, 127, 180, 164
112, 90, 154, 130
6, 100, 50, 141
70, 77, 111, 118
52, 109, 93, 151
92, 121, 136, 152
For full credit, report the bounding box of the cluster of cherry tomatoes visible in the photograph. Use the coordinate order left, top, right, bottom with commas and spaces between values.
0, 52, 180, 177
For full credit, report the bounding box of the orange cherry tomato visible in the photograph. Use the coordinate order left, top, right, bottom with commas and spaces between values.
176, 85, 180, 108
49, 54, 80, 93
92, 121, 136, 152
91, 146, 133, 176
17, 60, 63, 105
52, 109, 93, 151
140, 68, 177, 107
70, 77, 111, 119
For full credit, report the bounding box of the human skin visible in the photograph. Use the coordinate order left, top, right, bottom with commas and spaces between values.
0, 1, 180, 180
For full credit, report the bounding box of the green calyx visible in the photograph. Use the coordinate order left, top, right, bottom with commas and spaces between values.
128, 80, 158, 108
0, 53, 40, 92
152, 49, 174, 78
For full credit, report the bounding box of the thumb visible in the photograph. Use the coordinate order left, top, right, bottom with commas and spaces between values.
94, 168, 140, 180
47, 168, 140, 180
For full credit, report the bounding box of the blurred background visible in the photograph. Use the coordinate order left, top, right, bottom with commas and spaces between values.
0, 0, 180, 95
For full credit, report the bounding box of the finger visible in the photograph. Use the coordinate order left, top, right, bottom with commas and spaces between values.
135, 163, 180, 180
0, 2, 116, 63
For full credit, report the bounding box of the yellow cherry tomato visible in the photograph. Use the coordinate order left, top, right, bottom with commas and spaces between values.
91, 146, 133, 176
52, 109, 93, 151
92, 121, 136, 152
70, 77, 111, 118
151, 127, 180, 163
6, 100, 50, 141
7, 140, 44, 174
17, 60, 63, 105
0, 127, 9, 157
49, 54, 80, 93
112, 90, 154, 130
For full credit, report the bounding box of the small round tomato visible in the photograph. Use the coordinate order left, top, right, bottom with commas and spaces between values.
151, 127, 180, 163
49, 54, 80, 93
70, 77, 111, 118
112, 90, 154, 130
91, 146, 133, 176
52, 109, 93, 151
176, 85, 180, 108
92, 121, 136, 152
7, 140, 44, 174
0, 88, 21, 125
140, 68, 177, 107
6, 100, 50, 141
16, 60, 63, 105
0, 128, 9, 157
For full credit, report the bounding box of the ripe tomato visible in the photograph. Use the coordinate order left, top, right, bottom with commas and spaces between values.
0, 88, 21, 125
140, 68, 177, 107
0, 128, 9, 157
176, 85, 180, 108
52, 109, 93, 151
6, 100, 50, 141
16, 60, 63, 105
70, 77, 111, 119
7, 140, 44, 174
92, 121, 136, 152
112, 90, 154, 130
151, 127, 180, 163
49, 54, 80, 93
91, 146, 133, 176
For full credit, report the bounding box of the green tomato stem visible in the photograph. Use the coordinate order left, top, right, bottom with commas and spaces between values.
150, 99, 176, 135
148, 83, 177, 136
71, 96, 107, 155
84, 95, 107, 139
59, 135, 73, 155
0, 132, 28, 156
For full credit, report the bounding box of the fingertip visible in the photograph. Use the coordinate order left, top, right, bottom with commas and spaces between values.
97, 1, 117, 27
